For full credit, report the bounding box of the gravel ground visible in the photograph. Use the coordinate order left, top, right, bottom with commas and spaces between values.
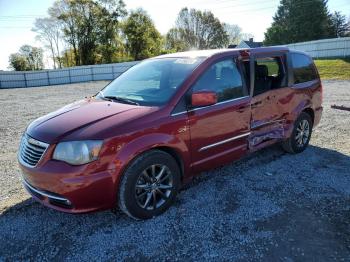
0, 80, 349, 261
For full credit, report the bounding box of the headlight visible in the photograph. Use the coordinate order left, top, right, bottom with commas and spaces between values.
53, 140, 103, 165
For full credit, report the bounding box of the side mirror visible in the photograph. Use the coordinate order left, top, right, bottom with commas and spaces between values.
191, 90, 217, 107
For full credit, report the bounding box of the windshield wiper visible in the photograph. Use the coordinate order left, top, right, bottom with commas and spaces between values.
103, 95, 139, 106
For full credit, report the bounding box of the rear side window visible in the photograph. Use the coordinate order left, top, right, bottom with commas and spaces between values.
291, 53, 318, 84
257, 58, 280, 76
192, 59, 245, 103
253, 56, 286, 96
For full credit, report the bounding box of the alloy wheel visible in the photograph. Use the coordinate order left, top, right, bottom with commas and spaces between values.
134, 164, 173, 210
295, 119, 310, 147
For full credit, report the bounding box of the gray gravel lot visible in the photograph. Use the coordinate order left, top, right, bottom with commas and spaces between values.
0, 80, 350, 261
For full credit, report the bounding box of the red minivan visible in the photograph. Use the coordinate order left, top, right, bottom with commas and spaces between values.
18, 47, 322, 219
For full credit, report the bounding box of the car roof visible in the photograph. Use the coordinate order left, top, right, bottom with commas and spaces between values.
153, 47, 290, 59
154, 49, 235, 59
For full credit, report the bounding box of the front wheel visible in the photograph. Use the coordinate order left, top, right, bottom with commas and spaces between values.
118, 150, 181, 220
282, 112, 313, 154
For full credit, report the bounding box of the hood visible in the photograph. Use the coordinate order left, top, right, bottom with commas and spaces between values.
26, 98, 154, 143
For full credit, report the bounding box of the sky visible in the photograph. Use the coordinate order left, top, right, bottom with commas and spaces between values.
0, 0, 349, 70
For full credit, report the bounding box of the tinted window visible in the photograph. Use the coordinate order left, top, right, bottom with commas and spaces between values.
254, 56, 286, 96
291, 53, 318, 84
192, 59, 244, 103
99, 57, 204, 106
257, 58, 280, 76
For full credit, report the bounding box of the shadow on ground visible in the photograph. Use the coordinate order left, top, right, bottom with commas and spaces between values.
1, 145, 350, 261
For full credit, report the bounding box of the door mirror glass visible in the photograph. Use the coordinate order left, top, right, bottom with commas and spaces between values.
191, 91, 217, 107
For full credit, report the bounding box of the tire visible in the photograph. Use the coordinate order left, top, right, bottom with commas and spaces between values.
118, 150, 181, 220
282, 112, 313, 154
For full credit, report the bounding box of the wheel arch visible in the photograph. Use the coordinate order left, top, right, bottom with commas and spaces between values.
302, 107, 315, 124
154, 146, 184, 181
111, 133, 190, 192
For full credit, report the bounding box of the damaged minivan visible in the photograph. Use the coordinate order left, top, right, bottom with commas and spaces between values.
18, 47, 322, 219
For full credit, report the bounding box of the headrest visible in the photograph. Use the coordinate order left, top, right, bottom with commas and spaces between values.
256, 65, 268, 78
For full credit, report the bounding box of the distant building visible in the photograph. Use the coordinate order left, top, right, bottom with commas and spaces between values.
236, 38, 263, 48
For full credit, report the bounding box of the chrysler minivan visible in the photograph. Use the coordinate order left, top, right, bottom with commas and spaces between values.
18, 47, 322, 219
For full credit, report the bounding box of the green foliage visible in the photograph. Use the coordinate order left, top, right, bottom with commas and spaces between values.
10, 0, 350, 71
165, 28, 187, 52
61, 48, 76, 67
49, 0, 127, 66
9, 54, 28, 71
122, 9, 162, 60
95, 0, 127, 63
330, 11, 350, 37
264, 0, 334, 45
166, 8, 228, 51
9, 45, 44, 71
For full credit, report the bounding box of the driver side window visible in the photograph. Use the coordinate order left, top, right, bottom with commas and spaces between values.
192, 59, 245, 103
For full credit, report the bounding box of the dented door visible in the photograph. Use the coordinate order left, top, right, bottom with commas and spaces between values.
249, 52, 289, 149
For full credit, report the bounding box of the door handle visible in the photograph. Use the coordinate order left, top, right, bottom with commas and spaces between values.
237, 105, 249, 112
251, 101, 262, 107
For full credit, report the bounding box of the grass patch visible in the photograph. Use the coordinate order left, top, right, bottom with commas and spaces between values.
314, 58, 350, 80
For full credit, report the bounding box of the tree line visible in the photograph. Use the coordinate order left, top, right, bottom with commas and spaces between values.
8, 0, 350, 71
264, 0, 350, 45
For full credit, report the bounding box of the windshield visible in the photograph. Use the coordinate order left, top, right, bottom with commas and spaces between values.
98, 57, 204, 106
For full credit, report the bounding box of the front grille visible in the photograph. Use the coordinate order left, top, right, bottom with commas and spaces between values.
19, 134, 49, 167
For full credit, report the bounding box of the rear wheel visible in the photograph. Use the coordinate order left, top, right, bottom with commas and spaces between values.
118, 150, 181, 220
282, 112, 313, 154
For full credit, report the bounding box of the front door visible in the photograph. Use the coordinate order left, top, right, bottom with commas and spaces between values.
188, 58, 251, 172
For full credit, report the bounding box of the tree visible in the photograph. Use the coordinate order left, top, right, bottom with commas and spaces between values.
19, 45, 44, 70
167, 8, 228, 50
8, 45, 44, 71
49, 0, 127, 66
9, 54, 28, 71
122, 9, 163, 60
165, 28, 187, 52
32, 17, 62, 69
224, 24, 242, 45
224, 23, 254, 45
49, 0, 99, 65
330, 11, 350, 37
49, 0, 81, 65
61, 48, 76, 67
264, 0, 334, 45
96, 0, 127, 63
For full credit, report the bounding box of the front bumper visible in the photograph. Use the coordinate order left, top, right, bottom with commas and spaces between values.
19, 160, 118, 213
23, 178, 73, 209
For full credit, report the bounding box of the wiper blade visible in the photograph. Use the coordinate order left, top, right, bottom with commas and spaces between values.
103, 96, 139, 106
